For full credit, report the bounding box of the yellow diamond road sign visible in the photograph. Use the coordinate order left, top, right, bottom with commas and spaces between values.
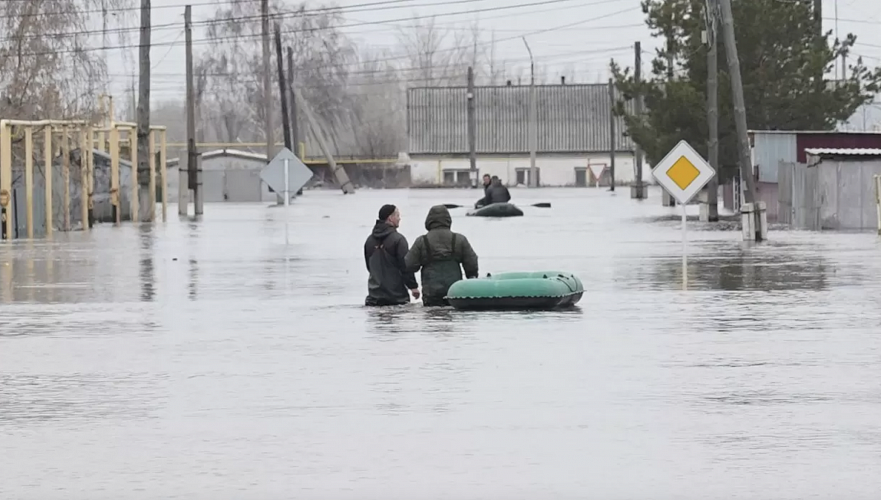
651, 140, 716, 205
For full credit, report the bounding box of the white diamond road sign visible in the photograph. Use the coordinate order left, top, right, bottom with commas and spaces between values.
260, 147, 314, 196
650, 140, 716, 205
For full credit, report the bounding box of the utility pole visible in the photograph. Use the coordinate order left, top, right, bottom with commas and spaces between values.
275, 26, 291, 153
719, 0, 760, 239
467, 66, 477, 188
183, 5, 201, 215
631, 41, 645, 199
813, 0, 824, 93
136, 0, 152, 221
261, 0, 274, 163
287, 47, 303, 196
705, 0, 720, 222
290, 85, 355, 194
130, 78, 136, 122
608, 78, 616, 192
275, 27, 293, 203
287, 47, 298, 157
523, 38, 537, 188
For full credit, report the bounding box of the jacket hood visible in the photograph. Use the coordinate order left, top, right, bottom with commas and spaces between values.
425, 205, 452, 230
372, 220, 397, 239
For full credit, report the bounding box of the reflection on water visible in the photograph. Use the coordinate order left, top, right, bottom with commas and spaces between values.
640, 242, 830, 291
139, 224, 154, 302
1, 187, 881, 499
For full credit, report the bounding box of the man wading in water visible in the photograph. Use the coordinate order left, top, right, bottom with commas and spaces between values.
364, 204, 420, 306
405, 205, 479, 307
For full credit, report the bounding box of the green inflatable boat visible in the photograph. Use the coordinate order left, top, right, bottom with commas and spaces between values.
466, 202, 524, 217
445, 271, 583, 310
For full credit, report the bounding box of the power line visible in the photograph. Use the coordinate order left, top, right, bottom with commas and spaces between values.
134, 45, 631, 83
5, 0, 625, 57
0, 0, 484, 43
151, 3, 637, 76
148, 62, 627, 96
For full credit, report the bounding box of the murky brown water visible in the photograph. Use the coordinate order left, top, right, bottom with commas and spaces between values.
2, 187, 881, 499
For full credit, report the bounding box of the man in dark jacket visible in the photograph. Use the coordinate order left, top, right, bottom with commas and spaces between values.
475, 174, 492, 208
405, 205, 479, 307
486, 176, 512, 204
364, 204, 420, 306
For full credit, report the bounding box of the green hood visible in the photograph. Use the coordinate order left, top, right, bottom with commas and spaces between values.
425, 205, 452, 230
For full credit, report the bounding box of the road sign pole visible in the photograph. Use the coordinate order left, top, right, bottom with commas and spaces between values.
681, 201, 688, 290
650, 140, 716, 291
283, 158, 290, 207
284, 157, 290, 245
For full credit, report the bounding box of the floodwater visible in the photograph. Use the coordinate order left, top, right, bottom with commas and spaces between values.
2, 186, 881, 499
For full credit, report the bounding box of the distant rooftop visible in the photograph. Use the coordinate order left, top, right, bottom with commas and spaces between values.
751, 130, 881, 135
804, 148, 881, 157
166, 148, 268, 167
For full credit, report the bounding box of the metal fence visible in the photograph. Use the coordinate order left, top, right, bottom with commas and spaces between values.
779, 158, 881, 230
407, 84, 636, 155
778, 161, 819, 229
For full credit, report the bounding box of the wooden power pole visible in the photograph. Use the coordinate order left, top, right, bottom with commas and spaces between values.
287, 47, 303, 196
137, 0, 151, 221
467, 66, 477, 188
608, 78, 616, 191
290, 85, 355, 194
261, 0, 274, 163
183, 5, 201, 215
705, 0, 720, 222
718, 0, 756, 206
287, 47, 298, 157
719, 0, 761, 240
275, 26, 291, 152
631, 41, 645, 199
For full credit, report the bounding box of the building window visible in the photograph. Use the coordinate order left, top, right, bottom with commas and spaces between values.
443, 170, 456, 185
443, 169, 472, 186
515, 167, 540, 186
574, 167, 587, 187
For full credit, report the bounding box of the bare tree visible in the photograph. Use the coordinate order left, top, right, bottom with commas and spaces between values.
196, 0, 357, 147
394, 17, 477, 87
347, 49, 406, 157
0, 0, 128, 120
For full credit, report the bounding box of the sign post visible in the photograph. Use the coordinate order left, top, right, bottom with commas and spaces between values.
283, 157, 290, 245
650, 140, 716, 289
261, 147, 314, 246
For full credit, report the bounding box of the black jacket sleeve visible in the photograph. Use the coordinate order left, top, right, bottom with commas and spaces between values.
456, 234, 479, 279
396, 234, 419, 290
363, 237, 372, 271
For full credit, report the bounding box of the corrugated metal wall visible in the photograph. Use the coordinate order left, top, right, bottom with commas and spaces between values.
815, 158, 881, 230
781, 157, 881, 231
407, 84, 636, 155
780, 161, 821, 230
752, 132, 797, 183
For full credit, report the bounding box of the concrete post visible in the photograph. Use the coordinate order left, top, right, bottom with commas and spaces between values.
756, 200, 768, 240
698, 189, 710, 222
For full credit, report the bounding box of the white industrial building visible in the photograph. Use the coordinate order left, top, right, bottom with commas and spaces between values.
405, 84, 651, 187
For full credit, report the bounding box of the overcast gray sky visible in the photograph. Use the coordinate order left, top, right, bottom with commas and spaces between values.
98, 0, 881, 126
